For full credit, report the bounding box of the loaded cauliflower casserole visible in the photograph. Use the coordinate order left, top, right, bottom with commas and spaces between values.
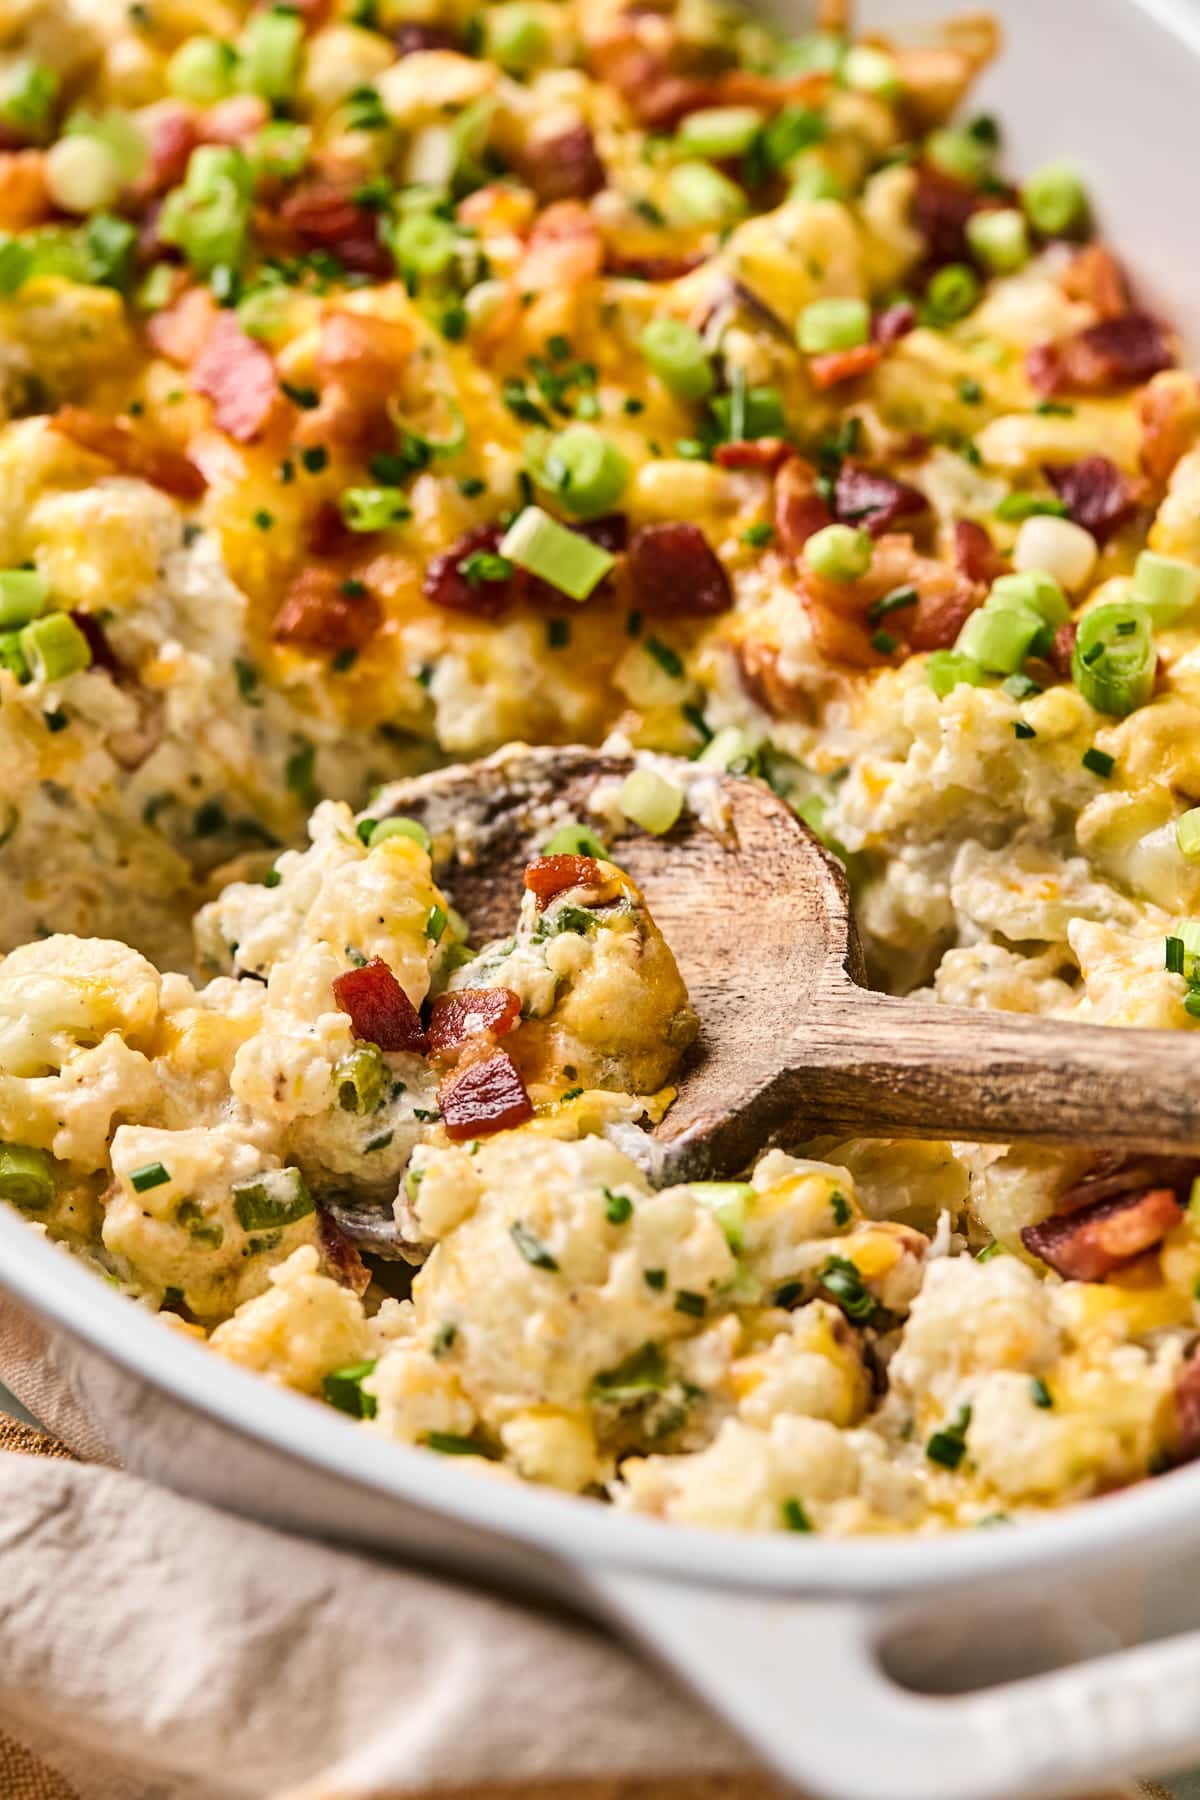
4, 0, 1200, 1537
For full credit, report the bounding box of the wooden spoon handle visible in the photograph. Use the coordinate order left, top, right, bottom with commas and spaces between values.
653, 985, 1200, 1182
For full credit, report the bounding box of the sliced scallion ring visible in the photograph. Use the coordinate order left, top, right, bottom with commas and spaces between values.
1071, 600, 1155, 716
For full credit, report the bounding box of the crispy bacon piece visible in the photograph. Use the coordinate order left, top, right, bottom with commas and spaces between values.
1047, 619, 1078, 679
873, 302, 917, 346
423, 523, 514, 618
1044, 455, 1134, 543
954, 518, 1007, 587
1139, 373, 1200, 483
307, 500, 362, 559
808, 344, 882, 390
393, 20, 459, 51
278, 181, 392, 278
523, 854, 607, 908
50, 408, 206, 501
429, 988, 522, 1058
715, 437, 791, 472
1055, 1156, 1199, 1214
0, 151, 50, 230
1026, 313, 1175, 398
192, 312, 285, 443
1175, 1352, 1200, 1463
913, 163, 979, 268
834, 464, 928, 537
516, 121, 606, 204
627, 521, 733, 617
332, 958, 429, 1054
146, 286, 215, 366
587, 31, 825, 129
1021, 1187, 1182, 1282
1058, 244, 1129, 320
316, 1208, 370, 1296
272, 567, 382, 654
519, 200, 605, 291
575, 514, 628, 555
800, 532, 979, 664
69, 611, 120, 676
439, 1047, 533, 1140
203, 94, 270, 146
774, 456, 832, 556
605, 251, 704, 282
137, 103, 200, 197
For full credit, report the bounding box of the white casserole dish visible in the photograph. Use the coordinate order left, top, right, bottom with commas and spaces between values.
8, 2, 1200, 1795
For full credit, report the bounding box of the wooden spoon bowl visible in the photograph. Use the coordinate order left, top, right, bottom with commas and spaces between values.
374, 743, 1200, 1185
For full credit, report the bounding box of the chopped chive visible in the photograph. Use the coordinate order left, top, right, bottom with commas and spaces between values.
1030, 1376, 1053, 1408
1013, 720, 1036, 739
645, 635, 684, 679
1082, 747, 1115, 778
926, 1404, 972, 1469
604, 1188, 633, 1224
674, 1289, 706, 1317
782, 1497, 813, 1532
426, 1431, 499, 1458
323, 1360, 377, 1418
511, 1220, 558, 1270
1166, 935, 1185, 975
867, 585, 917, 624
425, 904, 447, 941
130, 1161, 171, 1193
644, 1268, 666, 1291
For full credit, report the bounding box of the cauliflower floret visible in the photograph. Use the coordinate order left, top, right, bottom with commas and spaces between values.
210, 1245, 372, 1394
615, 1414, 863, 1532
889, 1255, 1062, 1415
731, 1301, 871, 1431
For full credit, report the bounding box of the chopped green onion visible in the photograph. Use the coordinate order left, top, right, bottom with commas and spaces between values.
926, 263, 980, 323
759, 105, 826, 169
425, 903, 447, 941
588, 1341, 668, 1401
1, 59, 59, 135
499, 506, 614, 600
956, 600, 1046, 675
840, 44, 899, 97
675, 106, 762, 160
335, 1044, 387, 1115
619, 767, 683, 835
1166, 934, 1185, 975
640, 317, 715, 402
238, 6, 303, 102
818, 1254, 876, 1323
926, 1404, 972, 1469
1082, 746, 1115, 778
1072, 601, 1155, 716
237, 285, 291, 342
251, 119, 310, 179
0, 239, 34, 295
667, 159, 747, 227
925, 127, 992, 186
44, 135, 125, 214
369, 815, 430, 853
389, 211, 457, 282
0, 1144, 55, 1211
803, 523, 872, 583
486, 2, 549, 70
20, 611, 91, 682
83, 213, 136, 291
690, 1180, 753, 1251
788, 162, 843, 203
1022, 163, 1089, 238
167, 35, 238, 102
539, 426, 630, 519
868, 585, 917, 623
796, 296, 870, 354
927, 650, 988, 696
604, 1188, 633, 1225
965, 207, 1030, 274
426, 1431, 499, 1458
1177, 810, 1200, 860
232, 1166, 314, 1231
1131, 550, 1200, 627
782, 1497, 814, 1531
510, 1219, 558, 1270
674, 1289, 706, 1316
989, 569, 1069, 628
339, 487, 412, 531
159, 144, 252, 276
995, 492, 1067, 522
0, 570, 46, 630
130, 1160, 171, 1193
710, 383, 786, 442
0, 631, 29, 683
323, 1360, 378, 1419
543, 821, 607, 857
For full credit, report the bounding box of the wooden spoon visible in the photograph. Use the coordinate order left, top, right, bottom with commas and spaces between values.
330, 743, 1200, 1248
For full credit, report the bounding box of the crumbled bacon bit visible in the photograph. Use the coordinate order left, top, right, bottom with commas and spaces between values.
137, 103, 200, 197
1027, 312, 1175, 397
873, 302, 917, 346
192, 312, 286, 443
316, 1208, 371, 1296
1021, 1186, 1182, 1282
1138, 373, 1200, 483
1058, 243, 1129, 320
423, 523, 515, 618
953, 518, 1007, 587
834, 464, 928, 537
202, 94, 270, 146
799, 532, 980, 664
332, 958, 429, 1054
50, 408, 207, 501
1047, 619, 1078, 679
146, 286, 215, 366
773, 457, 832, 556
307, 500, 362, 559
808, 344, 883, 390
715, 437, 792, 472
516, 121, 606, 204
272, 567, 382, 654
574, 514, 628, 555
1044, 456, 1135, 543
393, 20, 459, 51
626, 521, 733, 616
0, 151, 51, 230
69, 611, 120, 676
523, 854, 608, 908
518, 200, 605, 291
278, 181, 393, 278
605, 251, 705, 282
913, 163, 980, 268
439, 1047, 533, 1140
429, 988, 522, 1058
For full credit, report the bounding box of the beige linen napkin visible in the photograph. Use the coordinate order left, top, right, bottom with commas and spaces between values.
0, 1296, 1163, 1800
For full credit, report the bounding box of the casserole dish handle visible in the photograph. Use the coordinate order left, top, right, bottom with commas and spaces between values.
591, 1570, 1200, 1800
